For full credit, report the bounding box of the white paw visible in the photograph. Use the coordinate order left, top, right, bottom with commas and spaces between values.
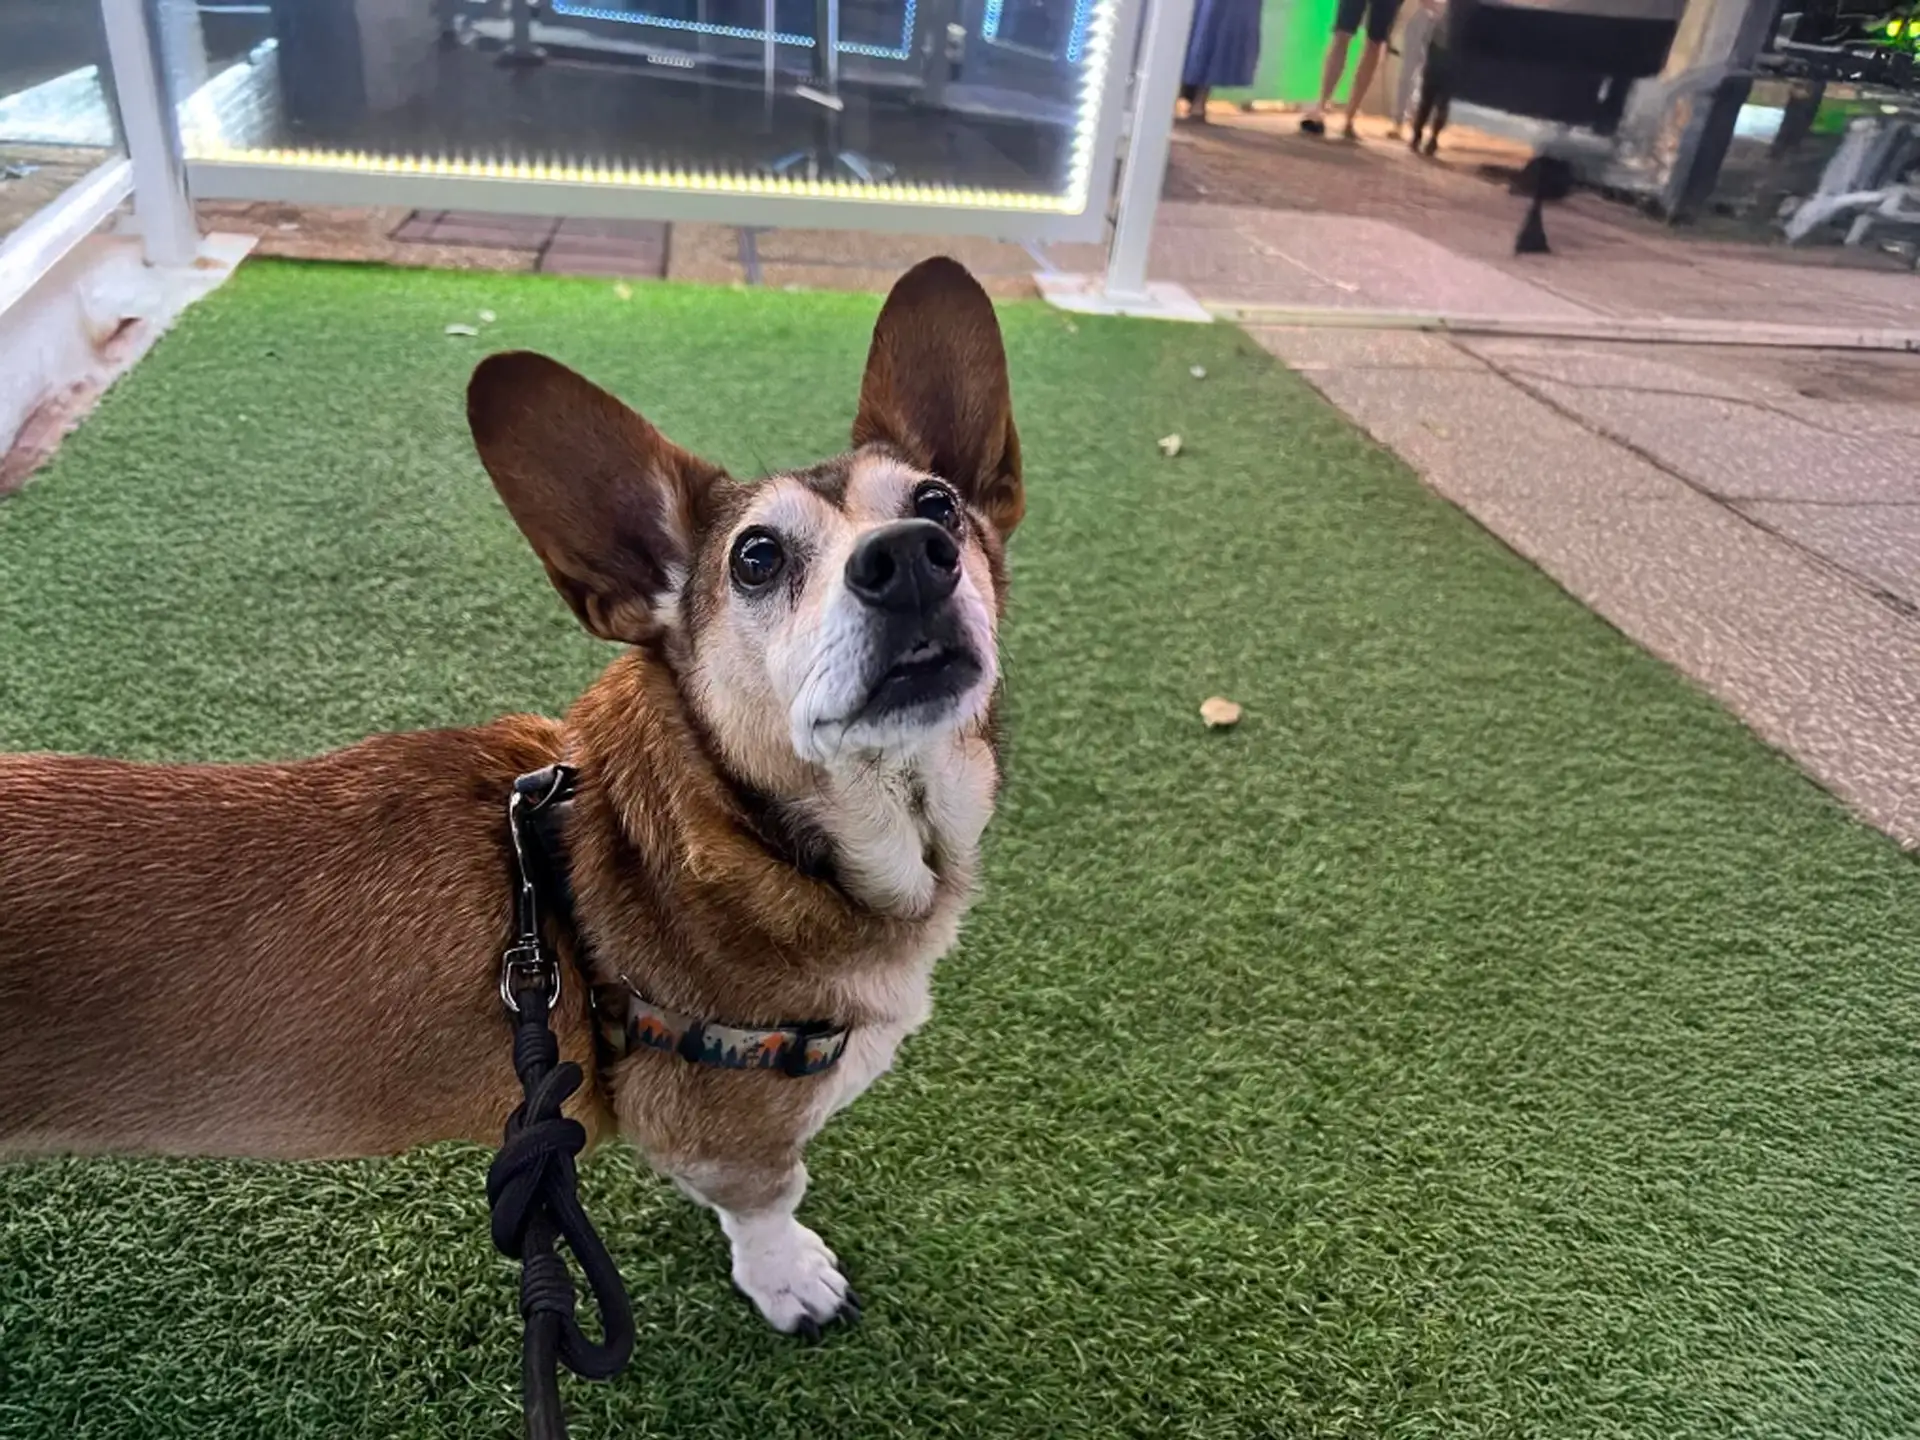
726, 1217, 858, 1337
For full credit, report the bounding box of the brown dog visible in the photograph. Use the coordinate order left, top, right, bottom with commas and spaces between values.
0, 257, 1021, 1335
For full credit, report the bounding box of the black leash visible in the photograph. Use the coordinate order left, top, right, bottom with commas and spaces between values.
486, 764, 634, 1440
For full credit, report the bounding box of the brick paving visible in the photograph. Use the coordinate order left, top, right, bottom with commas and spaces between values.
196, 204, 672, 279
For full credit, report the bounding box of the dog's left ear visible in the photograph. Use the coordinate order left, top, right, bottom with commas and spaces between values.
853, 257, 1024, 538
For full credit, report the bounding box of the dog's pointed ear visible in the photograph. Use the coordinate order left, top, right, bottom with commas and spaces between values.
853, 258, 1024, 538
468, 351, 725, 646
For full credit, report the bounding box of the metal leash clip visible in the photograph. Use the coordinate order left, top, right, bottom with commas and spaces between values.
500, 773, 570, 1014
499, 938, 557, 1015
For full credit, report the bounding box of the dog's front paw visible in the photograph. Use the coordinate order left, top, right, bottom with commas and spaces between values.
728, 1218, 860, 1339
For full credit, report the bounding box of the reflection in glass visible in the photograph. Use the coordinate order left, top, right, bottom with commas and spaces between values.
0, 0, 125, 245
163, 0, 1123, 214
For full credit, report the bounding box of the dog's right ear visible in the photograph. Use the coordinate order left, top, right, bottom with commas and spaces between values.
468, 351, 725, 646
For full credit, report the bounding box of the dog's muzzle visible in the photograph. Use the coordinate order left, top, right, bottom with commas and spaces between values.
844, 520, 982, 720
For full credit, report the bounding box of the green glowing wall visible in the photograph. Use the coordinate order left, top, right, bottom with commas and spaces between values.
1211, 0, 1360, 104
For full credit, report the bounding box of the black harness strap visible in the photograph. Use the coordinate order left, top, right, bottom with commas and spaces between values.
486, 764, 634, 1440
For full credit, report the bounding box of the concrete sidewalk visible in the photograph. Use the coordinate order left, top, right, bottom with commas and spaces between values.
1104, 121, 1920, 848
1256, 325, 1920, 847
1049, 198, 1920, 332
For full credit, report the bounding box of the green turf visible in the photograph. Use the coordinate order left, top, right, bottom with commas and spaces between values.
3, 261, 1918, 1440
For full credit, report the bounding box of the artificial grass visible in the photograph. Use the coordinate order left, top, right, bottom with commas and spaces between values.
2, 260, 1918, 1440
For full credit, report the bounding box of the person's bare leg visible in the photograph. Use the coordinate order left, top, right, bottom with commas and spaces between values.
1193, 84, 1211, 122
1301, 31, 1354, 128
1341, 38, 1387, 135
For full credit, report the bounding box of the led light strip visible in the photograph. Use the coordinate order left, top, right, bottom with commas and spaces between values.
1065, 0, 1093, 63
550, 0, 918, 61
191, 144, 1071, 208
1059, 0, 1118, 209
190, 0, 1122, 214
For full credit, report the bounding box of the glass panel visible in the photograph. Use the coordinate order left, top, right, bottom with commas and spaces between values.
0, 0, 126, 246
159, 0, 1123, 217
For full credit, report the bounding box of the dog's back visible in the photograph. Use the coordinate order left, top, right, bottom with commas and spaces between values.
0, 719, 598, 1158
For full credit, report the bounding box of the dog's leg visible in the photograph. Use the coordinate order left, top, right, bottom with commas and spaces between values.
676, 1162, 858, 1337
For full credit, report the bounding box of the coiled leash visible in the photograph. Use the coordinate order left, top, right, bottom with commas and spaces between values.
486, 765, 634, 1440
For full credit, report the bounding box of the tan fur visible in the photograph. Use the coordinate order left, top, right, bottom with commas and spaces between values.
0, 257, 1023, 1332
0, 720, 603, 1158
558, 651, 988, 1211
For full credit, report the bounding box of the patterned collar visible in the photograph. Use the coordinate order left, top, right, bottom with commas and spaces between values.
620, 984, 850, 1077
512, 764, 850, 1079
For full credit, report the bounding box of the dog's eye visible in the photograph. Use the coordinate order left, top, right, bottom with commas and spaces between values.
729, 529, 786, 591
912, 483, 961, 532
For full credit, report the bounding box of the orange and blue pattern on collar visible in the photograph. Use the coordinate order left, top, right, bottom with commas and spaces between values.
624, 990, 849, 1077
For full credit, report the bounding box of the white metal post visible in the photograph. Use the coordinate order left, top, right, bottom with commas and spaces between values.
1103, 0, 1197, 301
100, 0, 199, 267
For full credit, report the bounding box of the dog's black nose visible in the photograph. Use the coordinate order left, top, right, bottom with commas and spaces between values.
845, 520, 961, 613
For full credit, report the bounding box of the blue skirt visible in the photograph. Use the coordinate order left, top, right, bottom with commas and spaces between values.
1183, 0, 1263, 89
